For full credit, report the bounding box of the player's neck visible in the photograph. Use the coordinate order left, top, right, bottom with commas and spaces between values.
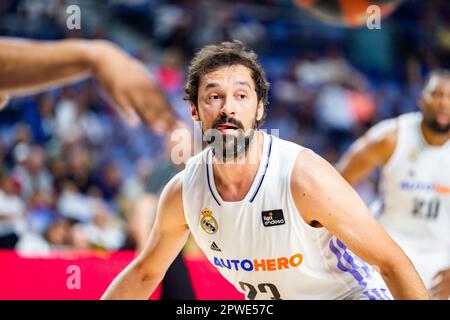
212, 131, 264, 201
420, 121, 450, 146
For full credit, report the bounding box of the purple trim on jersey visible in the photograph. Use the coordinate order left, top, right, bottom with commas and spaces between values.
335, 239, 374, 280
361, 291, 377, 300
206, 150, 221, 206
362, 289, 389, 300
370, 289, 385, 300
329, 239, 368, 286
249, 135, 273, 203
330, 238, 391, 300
378, 200, 385, 219
380, 288, 391, 300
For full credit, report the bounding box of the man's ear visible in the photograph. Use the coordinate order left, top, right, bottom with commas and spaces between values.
190, 102, 200, 122
256, 101, 264, 122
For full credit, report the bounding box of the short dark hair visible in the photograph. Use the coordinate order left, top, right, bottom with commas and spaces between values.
184, 40, 270, 124
423, 69, 450, 90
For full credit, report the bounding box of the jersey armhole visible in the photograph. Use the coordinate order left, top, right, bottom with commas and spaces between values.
285, 149, 352, 291
380, 120, 401, 173
286, 148, 328, 233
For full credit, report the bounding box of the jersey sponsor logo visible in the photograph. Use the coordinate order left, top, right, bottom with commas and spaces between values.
213, 253, 303, 272
210, 242, 222, 252
261, 209, 285, 227
200, 208, 219, 235
399, 181, 450, 195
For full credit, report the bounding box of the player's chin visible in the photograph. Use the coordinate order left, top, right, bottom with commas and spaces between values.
432, 122, 450, 133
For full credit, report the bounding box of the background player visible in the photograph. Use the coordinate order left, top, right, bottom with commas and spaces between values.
102, 41, 429, 300
337, 70, 450, 299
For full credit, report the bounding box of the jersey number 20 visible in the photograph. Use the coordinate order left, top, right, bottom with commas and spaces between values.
412, 198, 440, 220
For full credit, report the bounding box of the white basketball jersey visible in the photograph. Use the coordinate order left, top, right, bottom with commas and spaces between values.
182, 132, 392, 300
378, 112, 450, 287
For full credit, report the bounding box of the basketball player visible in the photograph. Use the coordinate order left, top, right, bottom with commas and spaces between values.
337, 70, 450, 300
102, 41, 428, 300
0, 37, 174, 129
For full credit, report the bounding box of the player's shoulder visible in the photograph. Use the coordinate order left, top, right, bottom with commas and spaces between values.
182, 147, 210, 189
184, 147, 209, 173
157, 170, 187, 224
368, 112, 422, 154
290, 148, 337, 193
398, 111, 422, 123
160, 170, 184, 203
370, 112, 420, 135
359, 116, 402, 158
269, 133, 305, 157
365, 117, 398, 144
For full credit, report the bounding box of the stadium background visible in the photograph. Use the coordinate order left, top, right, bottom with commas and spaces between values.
0, 0, 449, 299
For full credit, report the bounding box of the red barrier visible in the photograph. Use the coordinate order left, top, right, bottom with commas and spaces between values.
0, 250, 243, 300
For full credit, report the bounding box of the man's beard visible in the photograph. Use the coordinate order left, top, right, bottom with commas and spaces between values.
424, 116, 450, 134
204, 116, 257, 163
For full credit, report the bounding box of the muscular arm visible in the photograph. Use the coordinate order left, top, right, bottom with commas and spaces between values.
0, 37, 174, 128
336, 119, 398, 185
291, 150, 429, 299
0, 38, 95, 94
101, 172, 189, 299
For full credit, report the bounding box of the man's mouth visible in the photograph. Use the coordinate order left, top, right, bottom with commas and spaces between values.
436, 112, 450, 125
217, 123, 239, 133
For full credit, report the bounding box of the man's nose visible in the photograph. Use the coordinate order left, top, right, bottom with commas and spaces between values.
220, 95, 236, 117
444, 92, 450, 105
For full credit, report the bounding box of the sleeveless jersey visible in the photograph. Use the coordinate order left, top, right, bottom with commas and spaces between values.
182, 131, 392, 300
378, 112, 450, 287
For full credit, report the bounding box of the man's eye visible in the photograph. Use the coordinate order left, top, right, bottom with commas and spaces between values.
209, 94, 220, 100
238, 93, 247, 99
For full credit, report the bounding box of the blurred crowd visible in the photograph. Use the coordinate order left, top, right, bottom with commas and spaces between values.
0, 0, 449, 252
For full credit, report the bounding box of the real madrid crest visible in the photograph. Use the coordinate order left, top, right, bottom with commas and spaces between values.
200, 208, 218, 235
409, 148, 419, 162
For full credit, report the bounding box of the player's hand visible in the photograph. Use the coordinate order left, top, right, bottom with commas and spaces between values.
429, 268, 450, 300
91, 41, 175, 130
0, 93, 9, 110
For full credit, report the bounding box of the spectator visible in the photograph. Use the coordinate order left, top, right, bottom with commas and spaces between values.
12, 145, 53, 204
0, 172, 26, 248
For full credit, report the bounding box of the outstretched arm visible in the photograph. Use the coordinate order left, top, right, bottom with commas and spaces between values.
0, 37, 174, 129
291, 150, 429, 300
101, 172, 189, 299
336, 119, 398, 185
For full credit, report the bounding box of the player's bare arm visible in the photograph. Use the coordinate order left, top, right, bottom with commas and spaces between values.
337, 119, 398, 185
0, 37, 174, 129
101, 171, 189, 300
291, 150, 430, 300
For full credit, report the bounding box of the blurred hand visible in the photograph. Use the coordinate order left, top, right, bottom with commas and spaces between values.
429, 268, 450, 300
92, 42, 175, 130
0, 93, 9, 110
